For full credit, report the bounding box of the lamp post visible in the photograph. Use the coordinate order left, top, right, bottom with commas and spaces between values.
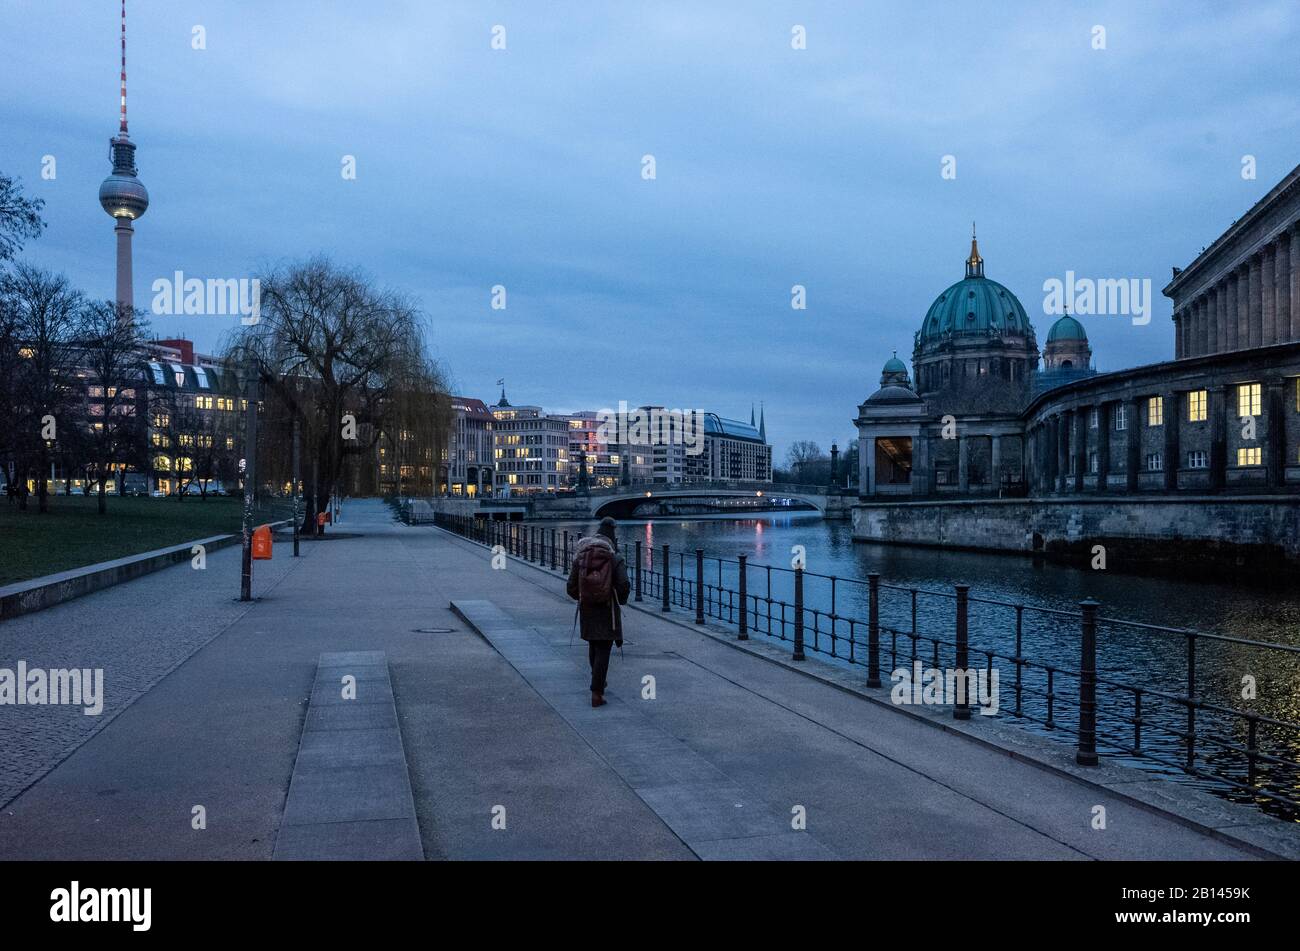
292, 416, 300, 557
238, 358, 258, 601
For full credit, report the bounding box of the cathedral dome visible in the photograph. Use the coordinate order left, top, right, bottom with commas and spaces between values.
917, 236, 1033, 347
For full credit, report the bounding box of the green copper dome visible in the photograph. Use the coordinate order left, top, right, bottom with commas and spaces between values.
883, 355, 907, 374
918, 236, 1033, 344
1047, 313, 1088, 342
920, 276, 1033, 341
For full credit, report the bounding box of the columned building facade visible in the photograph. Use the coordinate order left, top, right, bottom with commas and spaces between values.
1168, 165, 1300, 358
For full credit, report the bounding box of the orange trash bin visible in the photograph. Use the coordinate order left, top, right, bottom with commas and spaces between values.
252, 524, 273, 560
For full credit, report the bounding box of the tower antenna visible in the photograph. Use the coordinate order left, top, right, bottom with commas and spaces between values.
119, 0, 129, 133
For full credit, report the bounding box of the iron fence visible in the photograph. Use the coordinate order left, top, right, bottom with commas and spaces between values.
433, 511, 1300, 818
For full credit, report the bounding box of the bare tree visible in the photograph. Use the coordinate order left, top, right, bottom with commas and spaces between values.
224, 257, 451, 530
785, 440, 829, 484
77, 301, 148, 513
0, 173, 46, 263
1, 264, 85, 512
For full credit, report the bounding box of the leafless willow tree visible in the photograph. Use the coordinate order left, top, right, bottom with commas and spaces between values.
223, 257, 452, 531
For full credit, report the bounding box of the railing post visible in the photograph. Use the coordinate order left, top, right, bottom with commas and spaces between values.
563, 530, 570, 570
737, 555, 748, 640
634, 540, 643, 601
1077, 598, 1100, 766
954, 584, 970, 720
793, 567, 806, 661
695, 549, 705, 624
866, 573, 881, 687
661, 544, 670, 612
1185, 630, 1197, 773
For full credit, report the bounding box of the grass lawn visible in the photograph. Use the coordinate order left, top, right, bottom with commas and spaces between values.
0, 495, 295, 586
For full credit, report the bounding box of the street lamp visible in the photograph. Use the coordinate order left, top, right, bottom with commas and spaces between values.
237, 358, 258, 601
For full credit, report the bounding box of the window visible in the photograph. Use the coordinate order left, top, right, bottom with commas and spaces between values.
1089, 408, 1099, 429
1145, 453, 1162, 472
1187, 451, 1208, 469
1188, 390, 1207, 422
196, 395, 214, 410
1237, 383, 1261, 418
1237, 447, 1262, 466
1115, 405, 1127, 431
1089, 453, 1098, 474
1147, 397, 1163, 427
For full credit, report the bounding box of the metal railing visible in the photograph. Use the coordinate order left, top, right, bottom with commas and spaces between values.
432, 511, 1300, 818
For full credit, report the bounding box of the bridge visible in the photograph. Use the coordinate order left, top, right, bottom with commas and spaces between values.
478, 481, 853, 519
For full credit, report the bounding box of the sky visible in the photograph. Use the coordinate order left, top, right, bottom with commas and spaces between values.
4, 0, 1300, 460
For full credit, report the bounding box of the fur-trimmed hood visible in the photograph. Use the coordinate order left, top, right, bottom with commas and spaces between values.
575, 534, 615, 556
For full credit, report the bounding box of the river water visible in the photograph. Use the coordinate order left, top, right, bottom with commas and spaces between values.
538, 512, 1300, 819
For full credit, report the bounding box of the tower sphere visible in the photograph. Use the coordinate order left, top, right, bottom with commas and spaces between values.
100, 136, 148, 220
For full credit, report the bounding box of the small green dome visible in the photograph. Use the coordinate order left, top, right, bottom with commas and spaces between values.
1047, 314, 1088, 343
883, 355, 908, 374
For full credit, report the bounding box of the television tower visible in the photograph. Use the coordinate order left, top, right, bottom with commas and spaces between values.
98, 0, 148, 313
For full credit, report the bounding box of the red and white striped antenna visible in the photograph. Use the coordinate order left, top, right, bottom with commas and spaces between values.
119, 0, 129, 134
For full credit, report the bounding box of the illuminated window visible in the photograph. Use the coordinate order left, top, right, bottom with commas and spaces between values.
1237, 447, 1262, 466
1147, 397, 1163, 427
1237, 384, 1261, 418
1188, 390, 1207, 422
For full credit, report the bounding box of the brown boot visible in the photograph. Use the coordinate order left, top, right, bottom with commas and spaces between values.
591, 692, 606, 708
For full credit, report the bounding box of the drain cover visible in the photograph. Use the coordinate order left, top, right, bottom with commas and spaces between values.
411, 627, 455, 634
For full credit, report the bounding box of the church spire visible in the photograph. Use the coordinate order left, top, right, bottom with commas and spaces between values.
758, 402, 766, 442
965, 222, 984, 278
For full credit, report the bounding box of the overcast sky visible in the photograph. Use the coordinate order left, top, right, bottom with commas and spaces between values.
6, 0, 1299, 458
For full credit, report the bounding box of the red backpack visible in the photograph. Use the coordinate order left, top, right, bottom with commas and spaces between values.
578, 542, 615, 607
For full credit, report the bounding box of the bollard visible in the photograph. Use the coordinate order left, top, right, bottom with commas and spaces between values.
635, 540, 643, 602
550, 529, 556, 570
738, 555, 748, 640
954, 584, 971, 720
563, 531, 570, 571
792, 567, 806, 660
1077, 598, 1100, 766
661, 544, 670, 612
695, 549, 705, 624
867, 573, 881, 687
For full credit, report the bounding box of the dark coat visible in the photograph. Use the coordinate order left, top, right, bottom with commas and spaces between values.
566, 535, 631, 642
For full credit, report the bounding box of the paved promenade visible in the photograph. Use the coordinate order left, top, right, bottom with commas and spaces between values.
0, 500, 1281, 859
